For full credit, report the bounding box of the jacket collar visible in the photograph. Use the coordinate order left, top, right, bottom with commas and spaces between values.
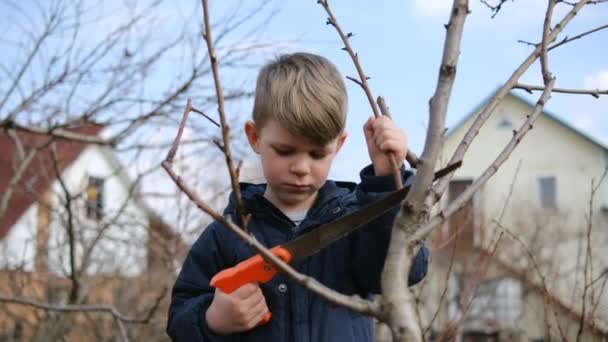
223, 181, 355, 225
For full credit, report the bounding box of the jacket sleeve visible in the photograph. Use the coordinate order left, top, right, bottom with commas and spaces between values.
166, 222, 236, 342
349, 164, 429, 295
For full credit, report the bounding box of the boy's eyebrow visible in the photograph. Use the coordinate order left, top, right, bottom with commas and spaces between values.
269, 142, 296, 149
270, 142, 331, 152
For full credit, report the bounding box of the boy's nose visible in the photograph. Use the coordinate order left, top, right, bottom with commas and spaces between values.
289, 158, 310, 176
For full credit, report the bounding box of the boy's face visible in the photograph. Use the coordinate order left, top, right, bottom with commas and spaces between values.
245, 119, 347, 213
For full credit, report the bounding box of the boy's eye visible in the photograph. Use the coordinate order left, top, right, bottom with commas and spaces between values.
274, 148, 293, 156
310, 151, 327, 160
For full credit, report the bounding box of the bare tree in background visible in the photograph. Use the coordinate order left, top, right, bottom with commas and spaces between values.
0, 0, 276, 340
163, 1, 608, 342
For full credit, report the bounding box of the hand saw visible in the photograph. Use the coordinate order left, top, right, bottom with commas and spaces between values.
210, 161, 460, 324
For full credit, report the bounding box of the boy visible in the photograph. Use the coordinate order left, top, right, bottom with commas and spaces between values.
167, 52, 428, 341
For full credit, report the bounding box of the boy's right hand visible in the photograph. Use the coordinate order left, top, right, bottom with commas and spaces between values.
205, 283, 269, 335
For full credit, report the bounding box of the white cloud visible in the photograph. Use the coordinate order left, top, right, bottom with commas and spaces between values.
413, 0, 453, 16
584, 70, 608, 89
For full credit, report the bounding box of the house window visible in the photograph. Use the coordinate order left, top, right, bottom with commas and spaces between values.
86, 176, 104, 220
449, 275, 522, 331
538, 176, 557, 209
497, 117, 513, 129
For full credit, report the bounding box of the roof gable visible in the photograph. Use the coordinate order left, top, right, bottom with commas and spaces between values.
446, 89, 608, 152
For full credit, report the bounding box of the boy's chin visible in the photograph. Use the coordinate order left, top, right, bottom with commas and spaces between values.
274, 191, 317, 211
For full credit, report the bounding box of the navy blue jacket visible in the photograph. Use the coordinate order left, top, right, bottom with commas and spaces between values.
167, 165, 429, 342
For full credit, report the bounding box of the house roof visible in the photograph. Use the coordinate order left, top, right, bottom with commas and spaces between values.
0, 124, 186, 273
446, 89, 608, 152
0, 125, 104, 240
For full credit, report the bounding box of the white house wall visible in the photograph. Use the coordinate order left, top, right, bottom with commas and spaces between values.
442, 94, 608, 329
44, 145, 149, 277
443, 95, 606, 238
0, 204, 38, 270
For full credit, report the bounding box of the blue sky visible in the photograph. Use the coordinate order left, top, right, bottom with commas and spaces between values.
216, 0, 607, 181
1, 0, 605, 232
3, 0, 606, 185
251, 0, 608, 179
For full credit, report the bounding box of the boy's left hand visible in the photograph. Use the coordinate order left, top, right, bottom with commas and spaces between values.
363, 116, 408, 176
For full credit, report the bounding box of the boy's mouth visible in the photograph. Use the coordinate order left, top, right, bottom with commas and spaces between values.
284, 183, 312, 192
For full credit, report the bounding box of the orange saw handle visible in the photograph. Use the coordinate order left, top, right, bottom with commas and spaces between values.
210, 246, 292, 325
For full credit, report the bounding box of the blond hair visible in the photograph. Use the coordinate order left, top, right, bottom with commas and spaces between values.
252, 52, 347, 144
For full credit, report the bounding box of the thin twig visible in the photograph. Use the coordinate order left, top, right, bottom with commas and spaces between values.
514, 83, 608, 98
165, 99, 193, 164
549, 24, 608, 51
191, 107, 221, 127
480, 0, 511, 18
0, 291, 165, 324
540, 0, 556, 84
377, 96, 421, 168
588, 269, 608, 323
576, 180, 594, 342
317, 0, 403, 187
436, 232, 504, 342
201, 0, 245, 226
50, 144, 80, 304
500, 225, 568, 341
423, 235, 458, 336
0, 286, 168, 342
576, 169, 607, 341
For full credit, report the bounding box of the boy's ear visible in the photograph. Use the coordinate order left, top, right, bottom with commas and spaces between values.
335, 131, 348, 153
244, 121, 260, 153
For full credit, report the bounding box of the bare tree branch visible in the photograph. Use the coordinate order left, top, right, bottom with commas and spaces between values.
382, 1, 470, 341
414, 78, 556, 243
548, 23, 608, 51
500, 225, 568, 341
50, 144, 80, 303
514, 83, 608, 98
436, 233, 504, 341
317, 0, 409, 186
377, 96, 421, 168
201, 0, 246, 226
0, 287, 166, 324
576, 169, 608, 341
480, 0, 512, 18
432, 0, 591, 204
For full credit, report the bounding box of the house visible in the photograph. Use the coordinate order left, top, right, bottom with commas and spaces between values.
0, 124, 184, 340
420, 91, 608, 341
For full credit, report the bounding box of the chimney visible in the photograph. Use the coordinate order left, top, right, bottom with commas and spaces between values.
35, 190, 51, 274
